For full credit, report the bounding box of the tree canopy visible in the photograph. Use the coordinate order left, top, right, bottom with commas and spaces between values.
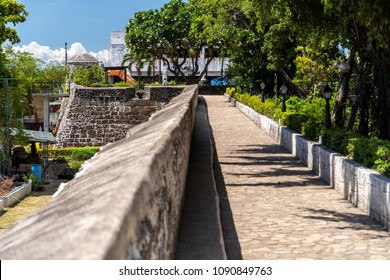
0, 0, 28, 45
0, 0, 28, 76
125, 0, 217, 84
124, 0, 390, 139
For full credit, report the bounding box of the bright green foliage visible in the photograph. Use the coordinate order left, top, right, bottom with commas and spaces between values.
227, 90, 284, 128
23, 173, 43, 188
0, 0, 28, 45
43, 147, 100, 159
125, 0, 213, 84
122, 0, 390, 140
41, 147, 99, 174
227, 87, 331, 141
346, 137, 390, 177
71, 65, 105, 87
114, 82, 130, 88
374, 146, 390, 177
3, 48, 67, 120
41, 62, 68, 92
5, 47, 42, 107
70, 149, 98, 161
293, 46, 338, 91
122, 52, 151, 89
0, 0, 28, 76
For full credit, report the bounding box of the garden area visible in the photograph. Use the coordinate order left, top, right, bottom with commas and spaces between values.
0, 147, 99, 231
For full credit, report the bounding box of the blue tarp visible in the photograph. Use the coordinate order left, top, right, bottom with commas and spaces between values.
210, 76, 231, 86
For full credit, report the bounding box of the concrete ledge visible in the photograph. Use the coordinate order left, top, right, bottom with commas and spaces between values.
0, 181, 32, 208
226, 93, 390, 230
0, 85, 198, 260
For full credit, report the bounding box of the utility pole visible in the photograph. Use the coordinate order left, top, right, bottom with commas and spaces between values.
65, 42, 68, 64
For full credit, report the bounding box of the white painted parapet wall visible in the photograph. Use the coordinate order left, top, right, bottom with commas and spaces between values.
0, 181, 32, 209
0, 86, 198, 259
225, 94, 390, 230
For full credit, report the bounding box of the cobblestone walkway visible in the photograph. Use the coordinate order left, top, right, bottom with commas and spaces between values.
205, 95, 390, 260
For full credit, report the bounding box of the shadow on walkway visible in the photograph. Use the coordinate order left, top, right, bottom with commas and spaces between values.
302, 208, 390, 235
210, 126, 243, 260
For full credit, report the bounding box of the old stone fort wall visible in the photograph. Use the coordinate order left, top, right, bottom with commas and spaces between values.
55, 86, 159, 147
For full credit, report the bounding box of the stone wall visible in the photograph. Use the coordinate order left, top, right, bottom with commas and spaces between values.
226, 94, 390, 230
0, 85, 198, 259
56, 86, 158, 147
144, 86, 186, 103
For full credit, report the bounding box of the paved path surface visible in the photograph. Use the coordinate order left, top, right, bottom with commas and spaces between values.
204, 95, 390, 260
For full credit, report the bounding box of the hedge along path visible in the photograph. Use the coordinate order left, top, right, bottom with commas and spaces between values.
228, 91, 390, 178
205, 95, 390, 260
38, 147, 101, 159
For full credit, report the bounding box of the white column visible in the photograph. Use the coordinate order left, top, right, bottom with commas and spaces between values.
43, 96, 50, 132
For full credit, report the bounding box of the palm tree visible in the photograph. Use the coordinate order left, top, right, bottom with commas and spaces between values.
122, 52, 148, 90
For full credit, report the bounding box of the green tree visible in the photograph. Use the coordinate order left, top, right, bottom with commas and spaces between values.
125, 0, 215, 84
41, 62, 68, 92
320, 0, 390, 139
5, 47, 43, 102
71, 65, 104, 87
122, 52, 149, 89
0, 0, 28, 75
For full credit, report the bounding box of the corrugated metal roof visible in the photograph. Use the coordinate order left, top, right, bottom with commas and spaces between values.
23, 129, 57, 144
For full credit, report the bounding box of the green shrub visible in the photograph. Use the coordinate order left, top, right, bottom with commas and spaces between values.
91, 82, 110, 87
347, 137, 378, 167
45, 147, 100, 159
114, 82, 130, 87
282, 112, 307, 134
23, 173, 44, 189
347, 138, 390, 177
226, 87, 235, 96
72, 65, 105, 87
302, 120, 323, 141
374, 145, 390, 177
70, 149, 97, 160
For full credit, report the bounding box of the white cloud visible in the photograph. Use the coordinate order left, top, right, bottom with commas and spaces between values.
12, 42, 110, 66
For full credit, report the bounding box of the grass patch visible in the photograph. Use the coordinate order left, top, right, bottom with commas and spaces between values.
0, 192, 52, 231
0, 147, 99, 231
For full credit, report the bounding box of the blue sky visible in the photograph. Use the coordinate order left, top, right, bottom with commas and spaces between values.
12, 0, 170, 64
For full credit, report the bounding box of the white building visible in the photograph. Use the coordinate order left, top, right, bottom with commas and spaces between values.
107, 31, 229, 81
109, 31, 127, 67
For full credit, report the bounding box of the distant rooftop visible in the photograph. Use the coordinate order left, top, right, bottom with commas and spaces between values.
68, 53, 99, 64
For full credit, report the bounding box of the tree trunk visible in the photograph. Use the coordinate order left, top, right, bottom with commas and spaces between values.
277, 69, 307, 99
137, 68, 141, 90
359, 62, 369, 136
346, 62, 365, 130
332, 50, 356, 128
346, 97, 359, 130
358, 87, 369, 137
373, 55, 390, 140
